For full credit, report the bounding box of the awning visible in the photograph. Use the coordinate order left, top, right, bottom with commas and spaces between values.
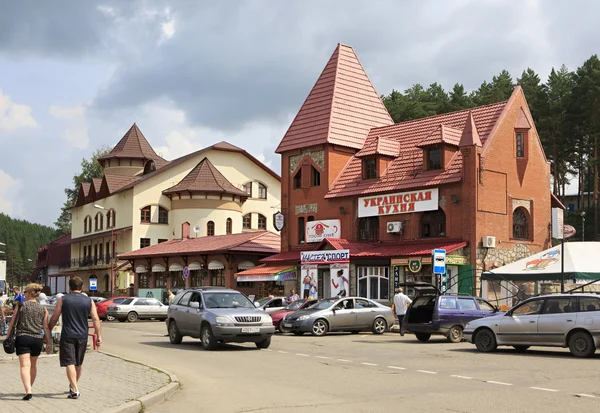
236, 264, 297, 282
135, 265, 148, 273
169, 263, 183, 272
67, 226, 133, 244
237, 260, 255, 270
152, 264, 166, 272
208, 260, 224, 270
188, 262, 202, 270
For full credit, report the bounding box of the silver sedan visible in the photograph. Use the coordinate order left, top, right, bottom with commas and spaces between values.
107, 297, 168, 322
281, 297, 395, 336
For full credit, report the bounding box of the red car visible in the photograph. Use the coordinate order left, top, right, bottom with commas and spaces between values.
271, 299, 318, 333
97, 296, 130, 321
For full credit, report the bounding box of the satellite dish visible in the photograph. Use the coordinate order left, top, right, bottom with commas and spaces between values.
193, 225, 201, 233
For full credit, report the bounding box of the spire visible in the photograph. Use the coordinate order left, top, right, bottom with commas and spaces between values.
99, 123, 167, 166
276, 44, 393, 153
459, 111, 482, 147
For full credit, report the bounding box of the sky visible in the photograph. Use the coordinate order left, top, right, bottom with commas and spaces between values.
1, 0, 599, 228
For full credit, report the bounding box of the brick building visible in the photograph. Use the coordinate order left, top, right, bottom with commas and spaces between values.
238, 43, 557, 305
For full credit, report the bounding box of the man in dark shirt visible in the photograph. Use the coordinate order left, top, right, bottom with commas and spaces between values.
49, 276, 102, 399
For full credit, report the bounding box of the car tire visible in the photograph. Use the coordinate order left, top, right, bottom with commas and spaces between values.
127, 312, 138, 323
200, 324, 218, 350
372, 317, 387, 335
568, 331, 596, 358
117, 318, 126, 323
255, 337, 272, 349
169, 320, 183, 345
278, 323, 290, 334
474, 328, 497, 352
512, 345, 530, 352
106, 315, 115, 322
415, 333, 431, 342
292, 332, 304, 336
311, 319, 328, 337
447, 326, 463, 343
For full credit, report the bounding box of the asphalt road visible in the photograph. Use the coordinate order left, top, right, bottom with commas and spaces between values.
101, 321, 600, 413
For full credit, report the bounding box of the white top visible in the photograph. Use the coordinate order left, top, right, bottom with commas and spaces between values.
393, 293, 413, 315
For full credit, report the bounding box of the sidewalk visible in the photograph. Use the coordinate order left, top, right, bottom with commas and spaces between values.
0, 351, 178, 412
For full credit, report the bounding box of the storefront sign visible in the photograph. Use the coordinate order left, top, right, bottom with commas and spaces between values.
393, 266, 400, 291
305, 219, 341, 243
273, 211, 285, 232
301, 250, 350, 264
237, 268, 297, 283
408, 259, 422, 273
392, 256, 434, 266
446, 255, 468, 265
358, 188, 439, 218
330, 263, 349, 297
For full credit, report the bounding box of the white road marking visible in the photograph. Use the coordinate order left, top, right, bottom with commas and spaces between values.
278, 351, 288, 354
530, 387, 559, 392
450, 375, 472, 380
575, 394, 596, 398
337, 359, 352, 362
486, 381, 513, 386
387, 366, 406, 370
316, 356, 331, 359
296, 353, 309, 357
417, 370, 437, 374
361, 362, 377, 366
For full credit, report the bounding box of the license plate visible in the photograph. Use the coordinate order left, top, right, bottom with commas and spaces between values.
283, 323, 292, 328
241, 327, 260, 333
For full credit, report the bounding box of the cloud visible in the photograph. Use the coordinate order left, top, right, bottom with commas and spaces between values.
0, 169, 22, 216
0, 89, 37, 132
49, 104, 89, 149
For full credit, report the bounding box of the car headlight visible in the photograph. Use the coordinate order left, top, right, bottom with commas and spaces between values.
215, 316, 235, 326
262, 315, 273, 326
298, 315, 311, 321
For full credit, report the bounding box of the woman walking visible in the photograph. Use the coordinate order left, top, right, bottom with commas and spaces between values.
6, 283, 51, 400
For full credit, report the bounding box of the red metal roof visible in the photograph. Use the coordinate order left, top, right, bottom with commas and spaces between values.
326, 101, 506, 198
416, 124, 462, 148
260, 250, 304, 263
99, 123, 168, 167
276, 44, 393, 153
118, 231, 280, 259
320, 238, 468, 258
356, 136, 400, 157
458, 111, 482, 148
235, 263, 295, 277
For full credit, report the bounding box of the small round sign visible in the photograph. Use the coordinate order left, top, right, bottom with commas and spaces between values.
183, 266, 190, 278
563, 224, 576, 239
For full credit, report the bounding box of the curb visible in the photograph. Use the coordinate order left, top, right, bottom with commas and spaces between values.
0, 353, 58, 361
100, 351, 181, 413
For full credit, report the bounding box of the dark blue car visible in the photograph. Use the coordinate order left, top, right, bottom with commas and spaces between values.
401, 282, 499, 343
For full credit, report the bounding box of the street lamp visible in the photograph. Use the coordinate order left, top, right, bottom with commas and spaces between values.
94, 204, 115, 297
581, 211, 586, 242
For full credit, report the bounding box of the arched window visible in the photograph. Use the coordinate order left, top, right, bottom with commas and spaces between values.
84, 216, 92, 233
258, 214, 267, 230
106, 209, 116, 228
207, 221, 215, 236
359, 217, 379, 242
143, 160, 156, 175
158, 206, 168, 224
141, 206, 151, 223
258, 183, 267, 199
293, 170, 302, 189
311, 166, 321, 187
226, 218, 233, 235
421, 210, 446, 238
95, 212, 103, 231
243, 214, 252, 229
512, 207, 529, 239
243, 182, 253, 197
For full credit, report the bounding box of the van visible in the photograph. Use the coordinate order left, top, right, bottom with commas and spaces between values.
401, 282, 500, 343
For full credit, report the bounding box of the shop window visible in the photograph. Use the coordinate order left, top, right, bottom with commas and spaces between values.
359, 217, 379, 242
236, 281, 254, 288
362, 157, 377, 179
311, 167, 321, 187
512, 207, 529, 239
516, 133, 524, 158
293, 169, 302, 189
243, 182, 253, 197
190, 270, 204, 288
298, 216, 305, 244
140, 238, 151, 248
421, 210, 446, 238
258, 183, 267, 199
258, 214, 267, 230
158, 206, 169, 224
207, 221, 215, 236
226, 218, 233, 234
357, 267, 390, 300
141, 206, 151, 223
155, 273, 167, 288
427, 146, 442, 170
139, 274, 150, 288
243, 213, 252, 229
211, 270, 225, 287
171, 272, 185, 289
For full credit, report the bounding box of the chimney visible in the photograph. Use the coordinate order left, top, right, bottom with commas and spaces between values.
182, 222, 191, 239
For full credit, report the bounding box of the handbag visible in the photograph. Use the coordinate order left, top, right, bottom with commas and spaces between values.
3, 302, 22, 354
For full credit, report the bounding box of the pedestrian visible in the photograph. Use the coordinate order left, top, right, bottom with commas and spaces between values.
287, 289, 299, 303
167, 290, 175, 305
49, 276, 102, 400
12, 287, 25, 309
5, 283, 52, 400
393, 287, 412, 336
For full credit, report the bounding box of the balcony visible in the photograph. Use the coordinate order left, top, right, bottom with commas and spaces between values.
60, 253, 121, 270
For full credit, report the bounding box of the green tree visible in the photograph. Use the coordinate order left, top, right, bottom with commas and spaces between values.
448, 83, 474, 112
517, 68, 545, 122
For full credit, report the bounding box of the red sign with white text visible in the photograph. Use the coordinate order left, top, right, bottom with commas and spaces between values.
358, 188, 439, 217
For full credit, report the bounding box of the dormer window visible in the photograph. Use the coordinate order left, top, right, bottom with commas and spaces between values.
143, 160, 156, 175
293, 169, 302, 189
516, 132, 525, 158
427, 146, 442, 170
362, 157, 377, 179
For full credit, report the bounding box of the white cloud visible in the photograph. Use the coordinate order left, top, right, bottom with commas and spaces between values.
0, 169, 22, 216
0, 89, 37, 132
49, 104, 89, 149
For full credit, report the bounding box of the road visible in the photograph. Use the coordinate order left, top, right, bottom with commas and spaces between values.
101, 321, 600, 413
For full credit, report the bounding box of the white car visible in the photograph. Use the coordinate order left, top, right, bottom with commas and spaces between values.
107, 297, 168, 322
254, 297, 288, 313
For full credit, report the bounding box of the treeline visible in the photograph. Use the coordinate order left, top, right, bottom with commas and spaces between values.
382, 55, 600, 239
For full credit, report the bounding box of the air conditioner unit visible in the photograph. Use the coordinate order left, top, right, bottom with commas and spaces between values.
482, 236, 496, 248
386, 221, 403, 234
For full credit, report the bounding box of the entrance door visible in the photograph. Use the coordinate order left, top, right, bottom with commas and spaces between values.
321, 270, 331, 299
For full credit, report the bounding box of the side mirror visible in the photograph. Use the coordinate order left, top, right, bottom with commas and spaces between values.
190, 302, 200, 309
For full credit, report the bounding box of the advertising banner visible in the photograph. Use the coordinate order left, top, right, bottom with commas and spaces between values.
330, 263, 349, 297
305, 219, 341, 243
300, 264, 318, 299
300, 250, 350, 265
237, 268, 297, 282
358, 188, 438, 218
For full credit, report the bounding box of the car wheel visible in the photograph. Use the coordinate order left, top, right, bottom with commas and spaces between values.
127, 312, 138, 322
474, 328, 497, 352
118, 318, 126, 323
311, 319, 328, 337
169, 320, 183, 344
200, 324, 218, 350
568, 331, 596, 358
292, 332, 304, 336
372, 317, 387, 335
278, 323, 290, 334
512, 345, 530, 352
447, 326, 463, 343
106, 315, 115, 322
255, 337, 271, 349
415, 333, 431, 342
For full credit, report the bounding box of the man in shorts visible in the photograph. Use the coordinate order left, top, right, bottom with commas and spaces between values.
49, 276, 102, 399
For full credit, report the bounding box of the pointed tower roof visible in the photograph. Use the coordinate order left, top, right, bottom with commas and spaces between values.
162, 157, 248, 198
99, 123, 167, 167
275, 44, 394, 153
459, 111, 482, 147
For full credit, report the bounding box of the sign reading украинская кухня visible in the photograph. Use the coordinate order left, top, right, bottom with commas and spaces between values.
358, 188, 439, 218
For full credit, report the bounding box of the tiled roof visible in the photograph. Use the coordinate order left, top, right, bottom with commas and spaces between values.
99, 123, 168, 167
416, 124, 463, 148
356, 136, 400, 157
275, 44, 393, 153
81, 183, 91, 197
235, 263, 295, 277
326, 101, 506, 198
103, 174, 139, 194
260, 250, 304, 263
118, 231, 280, 259
319, 238, 467, 258
163, 157, 248, 197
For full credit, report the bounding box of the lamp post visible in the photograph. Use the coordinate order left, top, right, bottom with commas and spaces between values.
581, 211, 586, 242
94, 204, 115, 297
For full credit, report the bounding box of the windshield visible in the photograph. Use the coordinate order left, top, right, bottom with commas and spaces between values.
256, 297, 271, 307
285, 300, 306, 310
204, 292, 255, 309
311, 299, 337, 310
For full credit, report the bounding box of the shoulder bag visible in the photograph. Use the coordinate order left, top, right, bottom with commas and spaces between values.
3, 302, 22, 354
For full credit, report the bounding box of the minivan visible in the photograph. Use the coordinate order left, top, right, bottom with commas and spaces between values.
401, 282, 500, 343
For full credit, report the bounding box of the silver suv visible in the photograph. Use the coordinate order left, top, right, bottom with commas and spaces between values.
167, 287, 275, 350
464, 293, 600, 357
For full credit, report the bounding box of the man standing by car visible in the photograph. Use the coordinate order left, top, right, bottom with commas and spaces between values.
49, 276, 102, 399
393, 288, 412, 336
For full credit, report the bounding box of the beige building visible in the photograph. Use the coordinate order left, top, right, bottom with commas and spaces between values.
57, 124, 281, 295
